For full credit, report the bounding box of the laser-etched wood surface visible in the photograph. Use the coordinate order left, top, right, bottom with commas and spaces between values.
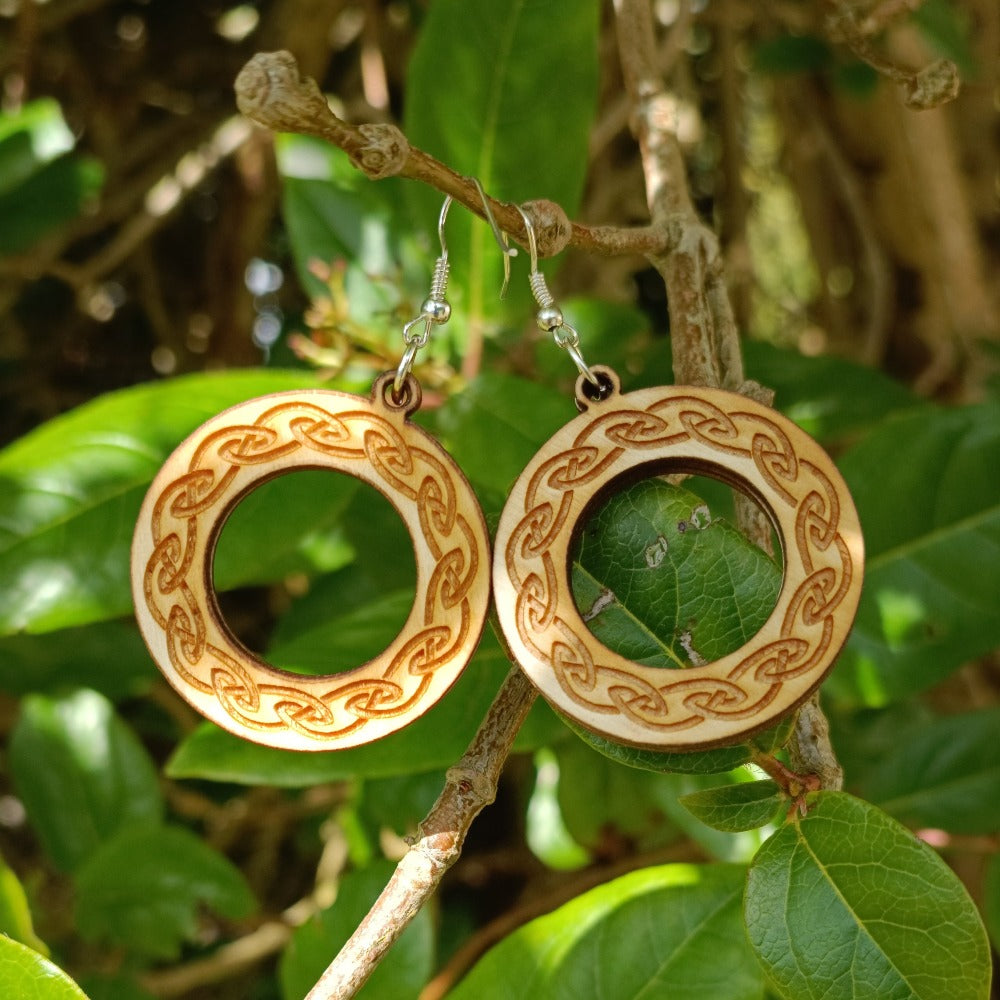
493, 369, 864, 751
132, 375, 490, 751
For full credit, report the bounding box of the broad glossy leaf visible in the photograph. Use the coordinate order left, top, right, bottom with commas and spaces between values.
574, 478, 782, 668
75, 825, 255, 960
679, 780, 785, 832
745, 792, 991, 1000
0, 851, 47, 954
0, 370, 327, 634
9, 690, 162, 872
406, 0, 600, 325
0, 153, 102, 256
0, 622, 155, 698
0, 937, 88, 1000
830, 404, 1000, 704
856, 708, 1000, 834
450, 864, 763, 1000
280, 860, 433, 1000
743, 340, 923, 444
167, 633, 512, 784
554, 738, 681, 854
434, 372, 573, 512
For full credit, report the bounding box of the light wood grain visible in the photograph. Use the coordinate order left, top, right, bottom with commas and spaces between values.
493, 367, 864, 751
131, 374, 491, 751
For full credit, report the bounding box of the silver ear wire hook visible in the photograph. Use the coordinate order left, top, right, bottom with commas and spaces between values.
515, 205, 600, 387
394, 183, 522, 396
395, 196, 453, 397
471, 178, 517, 299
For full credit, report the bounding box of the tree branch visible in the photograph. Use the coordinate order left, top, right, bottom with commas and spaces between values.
234, 50, 666, 259
305, 667, 537, 999
612, 0, 842, 780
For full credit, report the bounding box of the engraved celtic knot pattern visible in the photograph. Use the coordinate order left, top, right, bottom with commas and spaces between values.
493, 377, 864, 751
132, 380, 490, 752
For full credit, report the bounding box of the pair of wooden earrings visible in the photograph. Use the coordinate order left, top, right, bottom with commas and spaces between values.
131, 202, 863, 754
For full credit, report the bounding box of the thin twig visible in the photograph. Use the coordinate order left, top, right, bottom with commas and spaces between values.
233, 50, 667, 260
305, 668, 537, 999
613, 0, 842, 781
823, 0, 960, 109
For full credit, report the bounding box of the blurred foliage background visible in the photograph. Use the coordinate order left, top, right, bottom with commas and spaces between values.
0, 1, 998, 998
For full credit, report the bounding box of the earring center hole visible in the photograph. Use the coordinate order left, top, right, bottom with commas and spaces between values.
570, 473, 783, 670
211, 470, 416, 676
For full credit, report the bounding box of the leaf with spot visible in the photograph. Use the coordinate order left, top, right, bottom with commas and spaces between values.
448, 864, 764, 1000
573, 477, 782, 668
745, 791, 991, 1000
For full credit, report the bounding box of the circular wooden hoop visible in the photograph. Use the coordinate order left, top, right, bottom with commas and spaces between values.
492, 367, 864, 751
131, 374, 491, 751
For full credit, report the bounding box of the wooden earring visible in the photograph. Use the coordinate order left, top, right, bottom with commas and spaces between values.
132, 373, 491, 751
131, 195, 498, 752
493, 209, 863, 751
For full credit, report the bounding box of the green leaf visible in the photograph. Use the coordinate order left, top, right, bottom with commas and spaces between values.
984, 853, 1000, 953
449, 864, 764, 1000
567, 712, 793, 777
745, 791, 991, 1000
554, 738, 681, 854
74, 825, 256, 960
78, 976, 155, 1000
679, 780, 785, 832
573, 477, 782, 668
0, 154, 103, 257
0, 851, 48, 955
279, 860, 433, 1000
277, 134, 412, 299
0, 99, 75, 197
406, 0, 600, 327
9, 690, 162, 872
743, 340, 923, 445
434, 372, 575, 513
0, 936, 89, 1000
831, 403, 1000, 705
753, 35, 831, 76
167, 633, 513, 784
0, 622, 156, 698
856, 708, 1000, 835
526, 749, 591, 871
0, 369, 322, 635
212, 467, 357, 588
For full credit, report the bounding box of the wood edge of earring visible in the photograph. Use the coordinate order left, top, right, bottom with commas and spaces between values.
131, 389, 491, 751
492, 382, 865, 752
